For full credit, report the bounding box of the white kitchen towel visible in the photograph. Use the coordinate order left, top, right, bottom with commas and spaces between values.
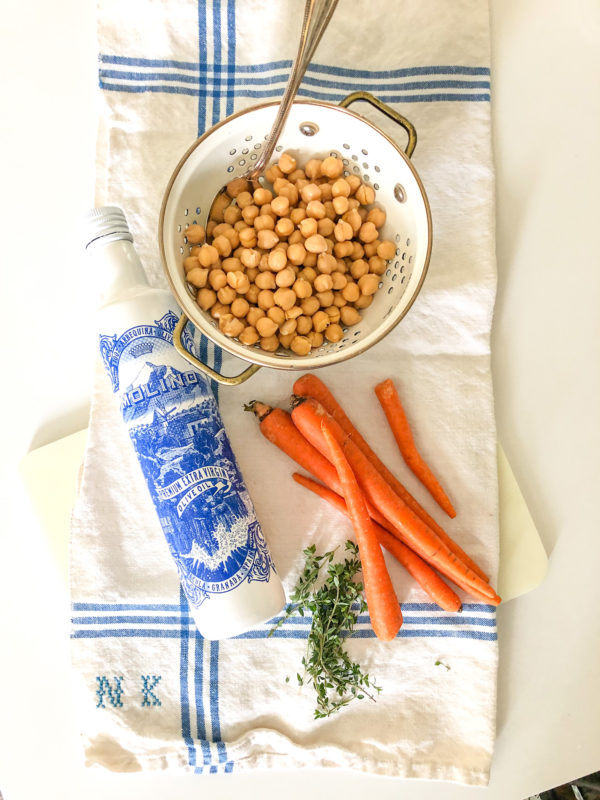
71, 0, 499, 785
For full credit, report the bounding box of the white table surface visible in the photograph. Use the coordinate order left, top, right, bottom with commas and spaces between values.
1, 1, 599, 798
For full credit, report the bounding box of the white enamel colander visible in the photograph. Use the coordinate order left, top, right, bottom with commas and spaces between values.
159, 92, 432, 386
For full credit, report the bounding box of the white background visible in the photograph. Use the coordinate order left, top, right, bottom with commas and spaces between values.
1, 0, 599, 798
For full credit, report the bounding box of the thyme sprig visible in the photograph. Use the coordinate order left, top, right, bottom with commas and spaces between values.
271, 540, 382, 719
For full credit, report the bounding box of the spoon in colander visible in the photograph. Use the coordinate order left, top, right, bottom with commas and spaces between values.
207, 0, 339, 219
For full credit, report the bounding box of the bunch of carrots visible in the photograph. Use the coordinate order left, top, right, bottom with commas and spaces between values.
247, 373, 500, 643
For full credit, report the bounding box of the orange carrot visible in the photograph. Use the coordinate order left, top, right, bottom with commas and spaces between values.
292, 398, 501, 605
293, 473, 462, 613
375, 378, 456, 518
320, 418, 403, 641
292, 374, 488, 581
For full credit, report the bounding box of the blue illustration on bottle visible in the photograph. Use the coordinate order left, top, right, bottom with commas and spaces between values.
99, 311, 275, 609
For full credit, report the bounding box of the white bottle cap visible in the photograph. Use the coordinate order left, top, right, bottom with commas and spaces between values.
83, 206, 134, 249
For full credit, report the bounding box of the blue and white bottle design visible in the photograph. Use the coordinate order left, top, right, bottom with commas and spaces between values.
98, 309, 276, 611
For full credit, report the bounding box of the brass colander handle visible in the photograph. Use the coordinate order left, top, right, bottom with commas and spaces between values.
339, 91, 417, 159
173, 314, 261, 386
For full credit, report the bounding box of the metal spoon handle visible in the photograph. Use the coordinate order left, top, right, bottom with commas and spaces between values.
249, 0, 338, 179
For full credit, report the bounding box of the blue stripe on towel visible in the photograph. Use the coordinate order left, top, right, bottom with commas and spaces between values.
178, 589, 196, 767
197, 0, 207, 135
226, 0, 235, 116
212, 0, 222, 125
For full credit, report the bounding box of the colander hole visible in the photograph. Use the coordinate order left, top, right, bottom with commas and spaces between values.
394, 184, 406, 203
245, 135, 253, 141
250, 153, 257, 160
343, 170, 350, 176
400, 264, 405, 273
239, 159, 246, 166
385, 268, 391, 276
378, 281, 383, 289
387, 287, 393, 295
329, 151, 338, 157
374, 183, 379, 190
353, 329, 361, 336
374, 165, 380, 172
392, 274, 397, 282
401, 275, 406, 284
177, 224, 182, 232
184, 208, 189, 216
180, 246, 184, 254
353, 166, 360, 173
362, 162, 368, 169
406, 237, 411, 246
364, 174, 370, 183
229, 148, 236, 155
342, 159, 349, 166
242, 148, 249, 154
275, 145, 283, 152
396, 248, 400, 255
361, 148, 368, 155
351, 154, 358, 161
402, 252, 406, 260
254, 143, 261, 149
395, 234, 401, 242
409, 255, 413, 264
343, 143, 350, 149
227, 165, 234, 172
264, 134, 269, 140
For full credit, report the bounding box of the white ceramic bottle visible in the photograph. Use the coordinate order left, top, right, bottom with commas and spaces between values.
84, 206, 285, 639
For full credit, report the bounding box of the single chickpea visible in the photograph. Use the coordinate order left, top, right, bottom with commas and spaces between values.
312, 310, 330, 333
273, 287, 296, 310
358, 273, 379, 296
292, 278, 312, 299
198, 244, 219, 267
320, 183, 333, 202
235, 191, 253, 209
234, 219, 249, 232
354, 294, 373, 310
290, 335, 312, 356
316, 253, 336, 274
320, 156, 344, 179
226, 177, 250, 198
305, 234, 328, 254
363, 241, 379, 258
278, 152, 297, 174
332, 195, 349, 216
239, 326, 259, 346
238, 227, 257, 248
369, 256, 387, 275
212, 235, 232, 257
257, 229, 279, 250
350, 259, 369, 280
265, 164, 284, 183
314, 273, 333, 293
334, 220, 353, 242
197, 287, 217, 310
307, 330, 324, 348
280, 318, 297, 336
222, 256, 243, 273
325, 305, 341, 324
367, 207, 386, 228
333, 291, 347, 307
301, 296, 320, 316
304, 159, 322, 180
246, 306, 265, 327
240, 248, 260, 269
358, 206, 369, 222
254, 214, 275, 231
258, 253, 270, 272
217, 285, 237, 305
287, 242, 307, 266
358, 221, 379, 243
227, 270, 251, 294
230, 297, 250, 318
255, 271, 276, 290
288, 229, 304, 245
223, 205, 242, 226
316, 290, 334, 308
295, 315, 312, 335
246, 284, 260, 305
377, 240, 396, 260
223, 228, 240, 249
324, 323, 344, 343
267, 306, 286, 326
317, 217, 335, 237
242, 204, 260, 225
208, 269, 227, 291
253, 187, 273, 206
206, 220, 217, 238
343, 208, 362, 233
278, 331, 295, 349
285, 305, 303, 320
290, 207, 307, 225
351, 241, 364, 260
186, 267, 209, 288
185, 224, 206, 245
355, 184, 376, 205
288, 168, 306, 182
260, 334, 280, 352
303, 251, 318, 268
331, 178, 351, 198
340, 306, 362, 326
219, 314, 245, 338
184, 255, 200, 272
299, 217, 318, 238
275, 265, 296, 288
347, 197, 360, 211
256, 316, 279, 338
334, 241, 353, 258
275, 217, 294, 238
342, 281, 360, 303
301, 183, 322, 203
299, 266, 317, 283
210, 302, 230, 319
344, 174, 361, 195
265, 249, 285, 272
331, 271, 348, 290
306, 200, 326, 220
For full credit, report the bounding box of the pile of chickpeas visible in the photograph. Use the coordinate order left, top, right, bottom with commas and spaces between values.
182, 152, 396, 356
